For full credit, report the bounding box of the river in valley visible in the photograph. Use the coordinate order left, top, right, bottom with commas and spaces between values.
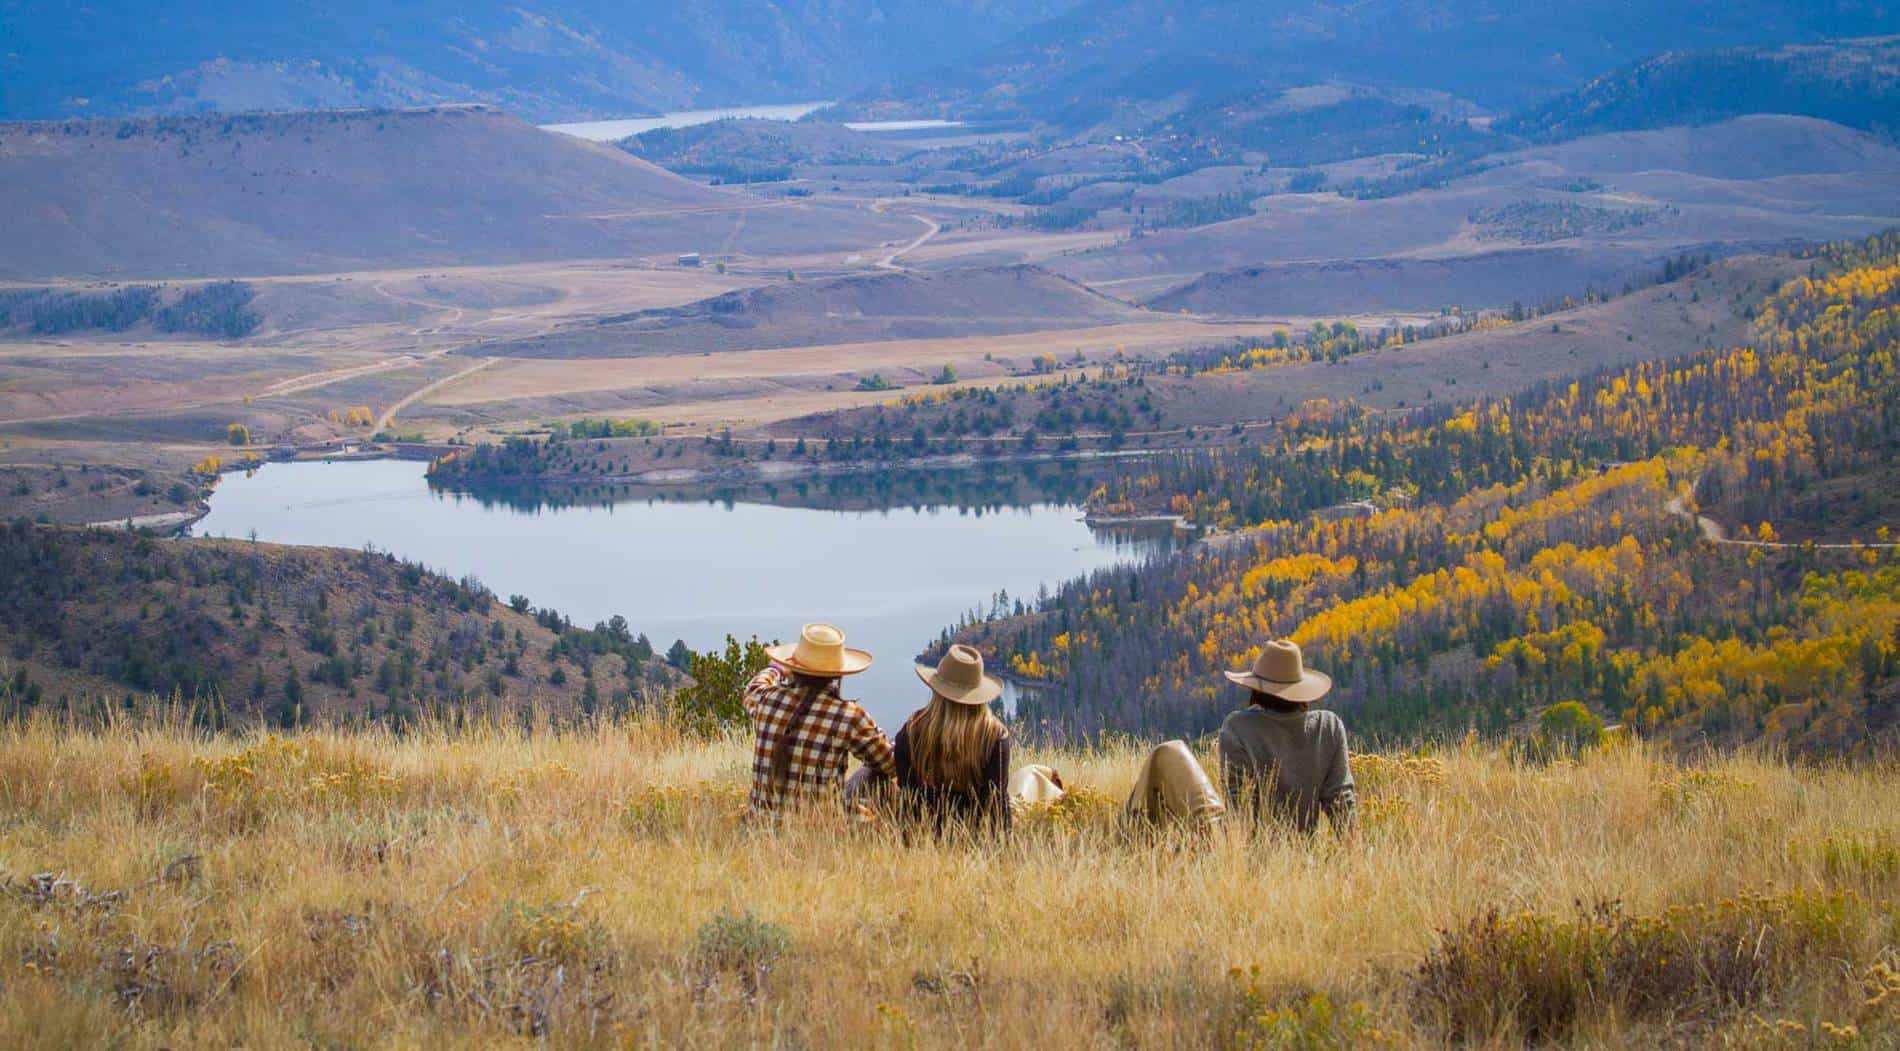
191, 459, 1166, 729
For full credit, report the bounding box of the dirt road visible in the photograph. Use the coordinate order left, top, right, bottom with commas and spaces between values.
375, 358, 497, 432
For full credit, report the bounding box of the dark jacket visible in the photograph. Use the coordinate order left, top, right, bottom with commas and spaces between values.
891, 723, 1012, 838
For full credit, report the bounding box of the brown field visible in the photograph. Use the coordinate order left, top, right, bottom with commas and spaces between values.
0, 719, 1896, 1048
436, 319, 1297, 407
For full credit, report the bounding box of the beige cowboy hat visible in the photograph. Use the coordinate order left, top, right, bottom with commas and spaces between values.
914, 644, 1004, 706
1223, 639, 1332, 703
765, 622, 873, 676
1009, 764, 1066, 805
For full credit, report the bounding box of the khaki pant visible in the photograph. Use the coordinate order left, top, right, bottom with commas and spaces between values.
1122, 740, 1225, 830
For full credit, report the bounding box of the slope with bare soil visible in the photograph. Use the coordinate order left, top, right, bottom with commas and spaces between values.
1057, 117, 1900, 308
761, 254, 1801, 445
1146, 247, 1656, 315
1145, 255, 1805, 422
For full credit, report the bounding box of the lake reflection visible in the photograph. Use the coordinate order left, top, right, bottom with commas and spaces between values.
192, 459, 1166, 729
542, 102, 967, 142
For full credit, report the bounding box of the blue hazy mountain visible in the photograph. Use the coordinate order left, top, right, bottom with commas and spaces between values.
0, 0, 1080, 121
826, 0, 1900, 128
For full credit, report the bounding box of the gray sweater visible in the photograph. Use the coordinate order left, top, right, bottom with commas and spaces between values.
1218, 707, 1357, 834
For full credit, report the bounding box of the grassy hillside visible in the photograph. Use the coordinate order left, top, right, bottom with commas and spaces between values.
1144, 248, 1654, 316
0, 718, 1895, 1047
1054, 116, 1900, 295
478, 265, 1138, 359
0, 106, 912, 280
0, 524, 675, 725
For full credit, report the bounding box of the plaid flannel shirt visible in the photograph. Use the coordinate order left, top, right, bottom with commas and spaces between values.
743, 665, 895, 818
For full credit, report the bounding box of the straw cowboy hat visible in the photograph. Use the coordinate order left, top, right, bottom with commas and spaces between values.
1009, 764, 1066, 805
1223, 639, 1332, 703
765, 622, 873, 676
915, 644, 1003, 706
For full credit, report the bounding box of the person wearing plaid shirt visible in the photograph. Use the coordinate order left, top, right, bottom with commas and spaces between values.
744, 624, 895, 820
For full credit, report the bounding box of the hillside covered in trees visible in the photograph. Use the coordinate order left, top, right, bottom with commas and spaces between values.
958, 234, 1900, 754
1499, 36, 1900, 143
0, 525, 677, 725
0, 280, 259, 338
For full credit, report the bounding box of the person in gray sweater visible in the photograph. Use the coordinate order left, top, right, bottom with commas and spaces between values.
1217, 639, 1357, 835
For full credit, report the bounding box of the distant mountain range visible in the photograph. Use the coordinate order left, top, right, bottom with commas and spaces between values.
7, 2, 1899, 131
0, 0, 1079, 121
825, 0, 1900, 130
1131, 37, 1900, 172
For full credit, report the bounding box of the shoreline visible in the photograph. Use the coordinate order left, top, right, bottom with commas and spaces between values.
103, 437, 1212, 540
425, 443, 1185, 491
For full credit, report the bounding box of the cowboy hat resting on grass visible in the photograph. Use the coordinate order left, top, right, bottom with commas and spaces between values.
742, 622, 895, 821
1217, 639, 1357, 834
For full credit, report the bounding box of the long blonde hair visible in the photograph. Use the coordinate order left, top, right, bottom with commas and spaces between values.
904, 693, 1007, 790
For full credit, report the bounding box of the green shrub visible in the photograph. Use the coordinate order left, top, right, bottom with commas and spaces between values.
693, 910, 789, 996
666, 635, 768, 737
1524, 701, 1605, 760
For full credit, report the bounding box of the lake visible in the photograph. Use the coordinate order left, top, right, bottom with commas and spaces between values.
543, 102, 965, 142
191, 459, 1163, 730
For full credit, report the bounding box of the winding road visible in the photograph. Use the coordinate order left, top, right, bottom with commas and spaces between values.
1665, 490, 1899, 551
374, 358, 496, 433
871, 202, 940, 270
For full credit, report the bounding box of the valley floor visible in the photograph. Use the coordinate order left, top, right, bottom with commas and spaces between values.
1, 716, 1896, 1047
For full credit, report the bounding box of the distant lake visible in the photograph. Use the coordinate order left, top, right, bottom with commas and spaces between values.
192, 459, 1163, 730
544, 103, 965, 142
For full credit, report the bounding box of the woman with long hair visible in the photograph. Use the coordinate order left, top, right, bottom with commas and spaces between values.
743, 623, 895, 821
892, 645, 1011, 837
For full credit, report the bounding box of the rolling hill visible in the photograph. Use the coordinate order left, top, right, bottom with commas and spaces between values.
1057, 116, 1900, 308
477, 265, 1140, 358
0, 105, 912, 279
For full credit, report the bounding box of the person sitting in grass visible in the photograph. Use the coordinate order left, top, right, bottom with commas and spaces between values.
1121, 738, 1226, 832
891, 645, 1012, 838
743, 622, 894, 821
1217, 639, 1357, 835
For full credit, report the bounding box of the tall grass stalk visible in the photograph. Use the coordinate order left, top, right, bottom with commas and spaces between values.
0, 712, 1895, 1047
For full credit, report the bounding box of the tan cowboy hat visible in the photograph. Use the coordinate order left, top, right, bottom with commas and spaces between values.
765, 622, 873, 676
914, 644, 1003, 706
1009, 764, 1067, 805
1223, 639, 1331, 703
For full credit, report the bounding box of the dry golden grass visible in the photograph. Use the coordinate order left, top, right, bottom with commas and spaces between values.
1, 714, 1896, 1048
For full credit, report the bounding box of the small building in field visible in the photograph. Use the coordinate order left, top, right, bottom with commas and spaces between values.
676, 252, 702, 267
1320, 500, 1380, 520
